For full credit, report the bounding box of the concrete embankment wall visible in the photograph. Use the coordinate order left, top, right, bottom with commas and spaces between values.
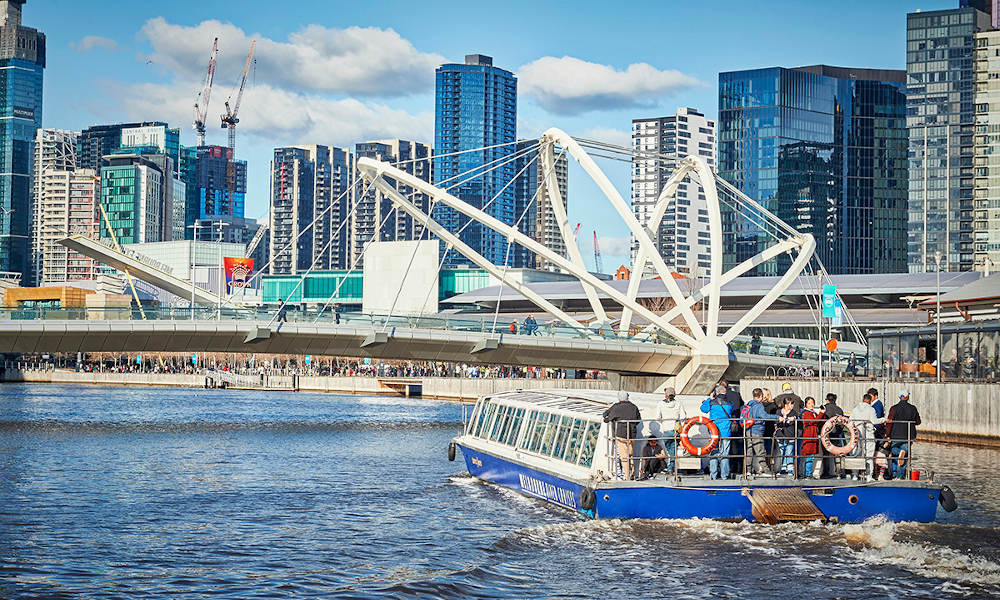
2, 370, 613, 402
741, 378, 1000, 445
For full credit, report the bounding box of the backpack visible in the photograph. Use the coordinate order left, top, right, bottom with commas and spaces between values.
740, 404, 755, 429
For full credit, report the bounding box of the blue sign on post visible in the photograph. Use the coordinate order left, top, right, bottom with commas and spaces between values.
822, 284, 837, 318
833, 298, 843, 327
191, 353, 198, 365
136, 354, 142, 365
305, 355, 311, 365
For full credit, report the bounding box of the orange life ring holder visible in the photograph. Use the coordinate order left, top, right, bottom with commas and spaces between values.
820, 415, 859, 456
679, 416, 720, 456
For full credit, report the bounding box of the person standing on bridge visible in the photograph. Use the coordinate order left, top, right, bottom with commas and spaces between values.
276, 300, 288, 323
524, 314, 539, 336
603, 390, 641, 480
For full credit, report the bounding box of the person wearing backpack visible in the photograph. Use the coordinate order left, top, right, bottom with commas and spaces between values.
742, 388, 771, 475
701, 386, 735, 480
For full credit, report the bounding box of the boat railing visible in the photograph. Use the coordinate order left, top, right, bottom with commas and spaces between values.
603, 417, 921, 482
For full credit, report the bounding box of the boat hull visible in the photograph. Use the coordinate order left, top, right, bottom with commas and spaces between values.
458, 443, 941, 523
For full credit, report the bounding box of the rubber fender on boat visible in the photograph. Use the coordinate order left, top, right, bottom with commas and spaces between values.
939, 485, 958, 512
819, 415, 859, 456
579, 487, 596, 511
448, 441, 456, 462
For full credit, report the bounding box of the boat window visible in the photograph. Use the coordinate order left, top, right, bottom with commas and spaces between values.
551, 416, 572, 459
528, 412, 552, 453
539, 413, 561, 456
477, 402, 498, 439
519, 410, 539, 449
470, 399, 488, 436
504, 408, 525, 446
489, 405, 510, 442
578, 421, 601, 467
562, 419, 585, 463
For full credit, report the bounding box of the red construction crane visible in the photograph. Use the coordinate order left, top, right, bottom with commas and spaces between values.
572, 222, 581, 239
593, 230, 603, 274
192, 37, 218, 147
221, 39, 256, 152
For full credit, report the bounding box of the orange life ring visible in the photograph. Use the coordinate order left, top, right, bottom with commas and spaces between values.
679, 416, 720, 456
820, 415, 859, 456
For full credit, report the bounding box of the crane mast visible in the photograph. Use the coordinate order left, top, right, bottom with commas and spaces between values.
221, 39, 256, 153
593, 231, 603, 274
192, 37, 218, 147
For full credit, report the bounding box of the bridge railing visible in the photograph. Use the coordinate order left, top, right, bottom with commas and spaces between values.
0, 306, 841, 360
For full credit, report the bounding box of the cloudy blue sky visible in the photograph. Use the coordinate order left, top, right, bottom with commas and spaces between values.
38, 0, 953, 270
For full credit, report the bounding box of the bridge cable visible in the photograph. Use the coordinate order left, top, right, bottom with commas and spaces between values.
380, 141, 545, 332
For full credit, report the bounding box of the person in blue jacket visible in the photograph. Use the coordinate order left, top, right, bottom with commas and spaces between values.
742, 388, 771, 475
701, 385, 735, 479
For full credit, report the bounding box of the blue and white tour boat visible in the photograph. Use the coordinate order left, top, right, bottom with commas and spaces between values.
450, 389, 957, 523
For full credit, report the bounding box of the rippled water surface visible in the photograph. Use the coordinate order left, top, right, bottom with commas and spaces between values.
1, 383, 999, 599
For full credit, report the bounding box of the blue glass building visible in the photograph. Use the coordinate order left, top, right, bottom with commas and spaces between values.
906, 6, 992, 272
0, 0, 43, 280
179, 145, 247, 239
718, 65, 908, 275
434, 54, 517, 267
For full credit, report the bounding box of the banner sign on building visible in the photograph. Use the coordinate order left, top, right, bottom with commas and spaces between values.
13, 106, 35, 120
822, 284, 837, 318
223, 257, 254, 293
833, 298, 843, 327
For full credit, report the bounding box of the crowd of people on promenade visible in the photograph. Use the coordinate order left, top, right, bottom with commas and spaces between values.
6, 355, 605, 381
604, 382, 921, 483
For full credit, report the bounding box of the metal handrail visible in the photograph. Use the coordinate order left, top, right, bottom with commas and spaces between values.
604, 417, 919, 482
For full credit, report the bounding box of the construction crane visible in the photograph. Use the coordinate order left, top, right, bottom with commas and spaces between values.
593, 230, 604, 274
221, 39, 256, 152
192, 37, 218, 147
245, 222, 268, 258
572, 222, 581, 240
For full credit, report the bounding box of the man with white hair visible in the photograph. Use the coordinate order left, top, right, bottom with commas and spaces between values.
603, 390, 641, 480
849, 392, 885, 480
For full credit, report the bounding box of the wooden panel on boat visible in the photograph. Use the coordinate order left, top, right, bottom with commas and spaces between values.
747, 487, 827, 524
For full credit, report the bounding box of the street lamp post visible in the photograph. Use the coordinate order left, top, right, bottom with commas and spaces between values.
217, 220, 224, 320
188, 221, 200, 320
936, 250, 942, 383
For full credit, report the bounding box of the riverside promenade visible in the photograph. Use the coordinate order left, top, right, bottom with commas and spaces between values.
1, 368, 614, 402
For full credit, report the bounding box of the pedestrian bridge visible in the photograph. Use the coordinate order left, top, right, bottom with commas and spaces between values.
0, 307, 836, 387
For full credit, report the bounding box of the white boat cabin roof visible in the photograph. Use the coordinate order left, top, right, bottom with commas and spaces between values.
484, 389, 702, 420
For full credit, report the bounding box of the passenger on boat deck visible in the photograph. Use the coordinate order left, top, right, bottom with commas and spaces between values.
761, 388, 777, 473
799, 396, 825, 479
639, 435, 667, 480
885, 389, 921, 480
654, 386, 686, 473
869, 387, 886, 439
849, 392, 886, 481
773, 382, 803, 412
603, 390, 641, 480
701, 385, 734, 480
774, 398, 798, 476
822, 393, 846, 479
744, 388, 770, 475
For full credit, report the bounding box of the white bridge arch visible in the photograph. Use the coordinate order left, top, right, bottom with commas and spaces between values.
356, 128, 815, 390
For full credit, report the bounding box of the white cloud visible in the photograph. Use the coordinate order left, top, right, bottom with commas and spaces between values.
597, 235, 632, 258
117, 81, 432, 148
518, 56, 704, 115
140, 18, 444, 97
71, 36, 119, 52
578, 127, 631, 148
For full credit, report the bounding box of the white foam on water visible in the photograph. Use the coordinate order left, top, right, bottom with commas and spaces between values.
842, 516, 1000, 587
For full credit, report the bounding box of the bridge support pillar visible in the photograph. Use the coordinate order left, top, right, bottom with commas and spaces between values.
674, 352, 730, 396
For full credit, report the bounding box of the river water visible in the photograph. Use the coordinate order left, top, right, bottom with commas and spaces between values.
1, 384, 999, 599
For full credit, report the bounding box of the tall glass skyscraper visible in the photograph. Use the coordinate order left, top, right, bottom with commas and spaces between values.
434, 54, 517, 266
907, 6, 993, 272
0, 0, 44, 279
718, 65, 908, 275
